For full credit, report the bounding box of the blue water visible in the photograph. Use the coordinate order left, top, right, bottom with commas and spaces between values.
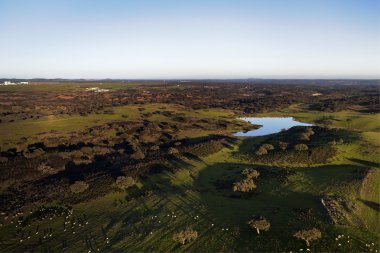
234, 117, 313, 137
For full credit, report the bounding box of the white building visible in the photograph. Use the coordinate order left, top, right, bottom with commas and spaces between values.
85, 87, 109, 92
1, 81, 29, 85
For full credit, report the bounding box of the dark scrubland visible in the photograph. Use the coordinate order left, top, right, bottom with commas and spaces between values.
0, 80, 379, 252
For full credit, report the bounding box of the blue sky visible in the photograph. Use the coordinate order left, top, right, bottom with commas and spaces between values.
0, 0, 379, 79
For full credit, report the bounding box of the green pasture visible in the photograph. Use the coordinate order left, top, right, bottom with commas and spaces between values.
0, 103, 378, 252
1, 140, 378, 252
0, 104, 237, 150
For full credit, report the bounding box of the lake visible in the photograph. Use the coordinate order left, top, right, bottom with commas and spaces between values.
234, 117, 313, 137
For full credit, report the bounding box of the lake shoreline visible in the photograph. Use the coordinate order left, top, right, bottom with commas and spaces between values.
234, 117, 313, 137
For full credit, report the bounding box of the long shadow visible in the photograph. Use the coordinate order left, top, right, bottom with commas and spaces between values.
168, 155, 195, 169
358, 198, 380, 211
348, 158, 380, 168
182, 152, 203, 162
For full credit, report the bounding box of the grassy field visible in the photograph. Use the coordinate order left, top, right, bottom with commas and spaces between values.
1, 141, 378, 252
0, 103, 239, 150
252, 104, 380, 132
0, 105, 378, 252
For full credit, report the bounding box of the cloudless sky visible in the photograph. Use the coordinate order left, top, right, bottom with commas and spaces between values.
0, 0, 379, 79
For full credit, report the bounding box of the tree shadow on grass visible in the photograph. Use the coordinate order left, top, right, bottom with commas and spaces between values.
182, 152, 203, 162
168, 155, 195, 169
358, 199, 380, 212
348, 158, 380, 168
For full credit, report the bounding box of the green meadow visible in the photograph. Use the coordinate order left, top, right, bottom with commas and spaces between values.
0, 103, 239, 150
0, 106, 378, 252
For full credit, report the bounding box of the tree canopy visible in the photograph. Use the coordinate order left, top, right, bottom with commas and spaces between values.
114, 176, 136, 190
70, 181, 89, 194
247, 216, 270, 234
293, 228, 322, 246
233, 178, 256, 192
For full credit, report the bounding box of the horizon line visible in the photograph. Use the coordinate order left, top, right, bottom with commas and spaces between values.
1, 77, 380, 81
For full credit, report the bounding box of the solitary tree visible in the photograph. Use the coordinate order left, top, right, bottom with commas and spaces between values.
306, 127, 315, 135
255, 146, 268, 156
150, 145, 160, 151
37, 163, 57, 175
294, 143, 309, 151
130, 149, 145, 160
293, 228, 322, 246
278, 141, 289, 151
261, 144, 274, 150
242, 169, 260, 179
168, 147, 179, 155
233, 178, 256, 192
70, 181, 89, 194
114, 176, 136, 190
173, 228, 198, 245
247, 216, 270, 234
300, 132, 311, 141
300, 128, 315, 141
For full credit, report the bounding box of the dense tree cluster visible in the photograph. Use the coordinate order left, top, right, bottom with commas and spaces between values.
233, 168, 260, 192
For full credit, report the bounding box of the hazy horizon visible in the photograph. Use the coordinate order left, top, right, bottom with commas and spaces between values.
1, 0, 379, 79
1, 76, 380, 80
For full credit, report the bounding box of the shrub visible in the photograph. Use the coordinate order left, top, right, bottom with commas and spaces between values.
293, 228, 322, 246
278, 141, 289, 151
70, 181, 89, 194
173, 228, 198, 245
37, 163, 57, 175
329, 139, 344, 145
247, 216, 270, 234
233, 178, 256, 192
114, 176, 136, 190
0, 156, 8, 163
131, 149, 145, 160
294, 143, 309, 151
168, 147, 179, 155
23, 148, 45, 159
242, 169, 260, 179
150, 145, 160, 151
